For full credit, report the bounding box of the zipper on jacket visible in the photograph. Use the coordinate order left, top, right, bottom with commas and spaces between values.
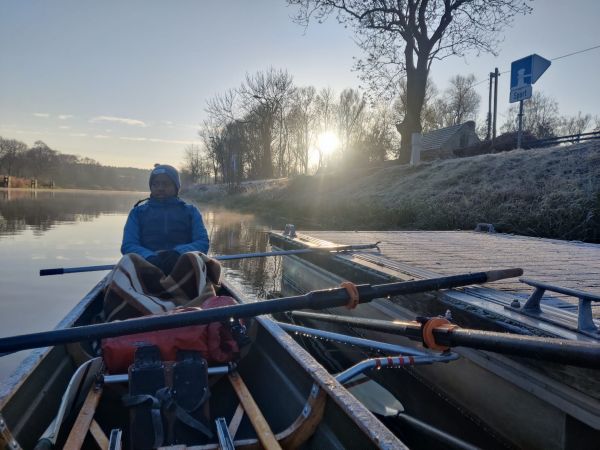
163, 204, 168, 244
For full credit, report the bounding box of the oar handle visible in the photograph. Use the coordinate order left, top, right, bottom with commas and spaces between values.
485, 268, 523, 282
433, 327, 600, 369
40, 268, 64, 276
40, 264, 115, 276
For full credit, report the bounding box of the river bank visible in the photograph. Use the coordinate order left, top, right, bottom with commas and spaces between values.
186, 141, 600, 243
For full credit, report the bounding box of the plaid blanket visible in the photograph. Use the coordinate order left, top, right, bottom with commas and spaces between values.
103, 252, 221, 322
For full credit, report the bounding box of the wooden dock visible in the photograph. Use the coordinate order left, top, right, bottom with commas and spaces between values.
295, 230, 600, 314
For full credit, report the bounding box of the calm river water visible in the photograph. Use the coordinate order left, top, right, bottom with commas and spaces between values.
0, 189, 281, 381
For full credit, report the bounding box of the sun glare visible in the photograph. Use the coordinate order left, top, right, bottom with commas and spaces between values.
317, 131, 339, 156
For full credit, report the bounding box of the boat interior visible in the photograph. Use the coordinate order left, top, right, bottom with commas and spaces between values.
0, 281, 399, 450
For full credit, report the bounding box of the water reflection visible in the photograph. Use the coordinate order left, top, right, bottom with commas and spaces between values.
0, 189, 281, 379
205, 210, 281, 298
0, 189, 143, 236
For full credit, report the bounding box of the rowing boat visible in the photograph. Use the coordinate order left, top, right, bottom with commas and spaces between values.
0, 276, 403, 449
270, 231, 600, 450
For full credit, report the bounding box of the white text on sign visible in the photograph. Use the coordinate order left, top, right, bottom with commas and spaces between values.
510, 85, 532, 103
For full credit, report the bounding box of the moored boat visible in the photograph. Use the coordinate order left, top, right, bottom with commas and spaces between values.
0, 276, 403, 449
270, 231, 600, 450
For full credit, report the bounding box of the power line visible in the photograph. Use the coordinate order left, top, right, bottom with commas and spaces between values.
551, 43, 600, 61
470, 43, 600, 88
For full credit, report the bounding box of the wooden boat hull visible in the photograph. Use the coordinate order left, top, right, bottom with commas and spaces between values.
0, 277, 404, 449
270, 233, 600, 450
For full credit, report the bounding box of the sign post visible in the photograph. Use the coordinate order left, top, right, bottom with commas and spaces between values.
509, 54, 551, 148
517, 100, 525, 149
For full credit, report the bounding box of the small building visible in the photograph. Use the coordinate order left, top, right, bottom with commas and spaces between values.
420, 121, 480, 161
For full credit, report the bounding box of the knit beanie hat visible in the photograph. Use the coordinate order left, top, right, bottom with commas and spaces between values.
149, 164, 181, 192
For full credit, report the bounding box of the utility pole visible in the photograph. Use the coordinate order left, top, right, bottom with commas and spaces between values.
492, 67, 499, 142
486, 72, 493, 140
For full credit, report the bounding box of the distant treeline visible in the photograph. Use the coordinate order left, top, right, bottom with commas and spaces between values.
0, 137, 148, 191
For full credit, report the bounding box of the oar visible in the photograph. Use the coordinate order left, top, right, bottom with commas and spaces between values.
343, 376, 478, 450
35, 358, 104, 449
0, 268, 520, 355
290, 311, 600, 369
39, 243, 381, 276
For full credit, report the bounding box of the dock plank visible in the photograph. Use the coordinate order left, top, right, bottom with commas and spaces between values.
299, 230, 600, 315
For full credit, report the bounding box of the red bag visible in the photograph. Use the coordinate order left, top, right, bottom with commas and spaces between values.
102, 296, 241, 373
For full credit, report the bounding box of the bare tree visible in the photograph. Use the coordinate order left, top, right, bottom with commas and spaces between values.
27, 141, 58, 180
288, 0, 531, 162
239, 68, 294, 178
362, 100, 398, 162
558, 112, 592, 136
198, 120, 224, 183
442, 74, 480, 126
0, 137, 28, 176
182, 145, 204, 184
287, 86, 317, 174
313, 88, 337, 168
205, 89, 240, 127
393, 73, 479, 135
502, 91, 560, 139
393, 78, 440, 134
337, 88, 366, 157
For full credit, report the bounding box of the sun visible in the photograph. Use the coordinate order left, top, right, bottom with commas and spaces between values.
308, 130, 340, 170
317, 131, 339, 156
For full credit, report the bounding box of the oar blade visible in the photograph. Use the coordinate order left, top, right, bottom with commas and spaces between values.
342, 375, 404, 417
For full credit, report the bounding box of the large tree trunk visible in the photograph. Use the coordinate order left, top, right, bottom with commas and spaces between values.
261, 121, 274, 179
397, 44, 429, 164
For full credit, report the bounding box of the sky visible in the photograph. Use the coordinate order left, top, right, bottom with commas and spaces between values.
1, 0, 599, 169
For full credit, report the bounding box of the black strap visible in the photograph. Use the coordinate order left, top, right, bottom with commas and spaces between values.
156, 387, 214, 439
122, 394, 164, 447
174, 403, 214, 439
183, 386, 211, 414
122, 393, 159, 408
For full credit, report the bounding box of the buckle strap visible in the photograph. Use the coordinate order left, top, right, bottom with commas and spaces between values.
122, 393, 160, 408
150, 407, 164, 447
181, 387, 211, 414
122, 394, 164, 447
174, 404, 214, 439
155, 387, 213, 439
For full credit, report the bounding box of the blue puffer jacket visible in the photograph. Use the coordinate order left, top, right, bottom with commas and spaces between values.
121, 197, 209, 259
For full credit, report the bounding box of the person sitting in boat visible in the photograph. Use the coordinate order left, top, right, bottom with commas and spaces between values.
121, 164, 209, 276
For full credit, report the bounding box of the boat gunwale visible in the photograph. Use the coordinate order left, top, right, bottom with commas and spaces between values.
0, 277, 108, 406
224, 281, 405, 449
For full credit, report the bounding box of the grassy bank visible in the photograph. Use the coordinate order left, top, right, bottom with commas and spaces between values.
187, 142, 600, 243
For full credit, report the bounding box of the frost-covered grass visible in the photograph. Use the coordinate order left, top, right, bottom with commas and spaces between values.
186, 142, 600, 243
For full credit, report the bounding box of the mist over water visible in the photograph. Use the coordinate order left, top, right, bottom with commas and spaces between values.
0, 189, 281, 380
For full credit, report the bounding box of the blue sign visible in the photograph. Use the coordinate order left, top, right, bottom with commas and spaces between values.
509, 54, 551, 103
510, 54, 551, 89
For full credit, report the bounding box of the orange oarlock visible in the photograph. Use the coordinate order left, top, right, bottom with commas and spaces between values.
340, 281, 360, 309
421, 317, 460, 352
